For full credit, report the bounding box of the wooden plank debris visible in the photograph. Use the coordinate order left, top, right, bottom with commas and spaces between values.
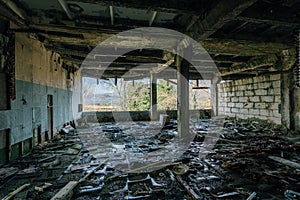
51, 159, 108, 200
50, 181, 78, 200
35, 182, 53, 192
0, 167, 19, 181
2, 183, 30, 200
268, 156, 300, 169
175, 175, 201, 200
108, 161, 182, 180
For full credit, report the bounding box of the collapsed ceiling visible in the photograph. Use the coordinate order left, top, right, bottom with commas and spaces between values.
0, 0, 298, 80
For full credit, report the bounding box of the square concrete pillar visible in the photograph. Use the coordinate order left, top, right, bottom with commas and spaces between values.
211, 79, 218, 117
291, 88, 300, 130
150, 73, 158, 120
176, 46, 191, 137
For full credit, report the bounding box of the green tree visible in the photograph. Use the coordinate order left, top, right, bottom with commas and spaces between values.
128, 82, 150, 111
157, 80, 177, 110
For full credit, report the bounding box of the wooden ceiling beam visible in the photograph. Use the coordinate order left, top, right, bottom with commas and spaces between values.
236, 16, 299, 27
68, 0, 202, 15
220, 54, 278, 76
201, 38, 293, 56
57, 0, 73, 20
188, 0, 258, 41
1, 0, 27, 20
149, 11, 157, 27
83, 69, 213, 80
109, 5, 114, 25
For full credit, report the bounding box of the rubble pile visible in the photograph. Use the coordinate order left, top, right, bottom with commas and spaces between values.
0, 118, 299, 199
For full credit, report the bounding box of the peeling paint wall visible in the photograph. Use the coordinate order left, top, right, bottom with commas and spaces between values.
218, 74, 282, 124
0, 32, 82, 149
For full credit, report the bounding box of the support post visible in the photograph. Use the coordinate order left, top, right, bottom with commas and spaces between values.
292, 88, 300, 130
276, 50, 296, 130
281, 71, 291, 129
150, 73, 158, 120
291, 69, 300, 130
291, 32, 300, 130
211, 75, 219, 117
176, 45, 191, 136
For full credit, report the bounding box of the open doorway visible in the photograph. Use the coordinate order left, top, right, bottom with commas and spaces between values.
47, 95, 53, 139
37, 125, 42, 144
0, 129, 10, 165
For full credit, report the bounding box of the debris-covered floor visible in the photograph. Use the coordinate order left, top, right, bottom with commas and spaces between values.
1, 118, 300, 200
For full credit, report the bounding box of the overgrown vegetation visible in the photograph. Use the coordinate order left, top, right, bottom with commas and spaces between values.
83, 78, 211, 111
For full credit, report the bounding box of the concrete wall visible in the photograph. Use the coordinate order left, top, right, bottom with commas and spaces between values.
0, 32, 82, 161
72, 71, 82, 120
218, 74, 282, 124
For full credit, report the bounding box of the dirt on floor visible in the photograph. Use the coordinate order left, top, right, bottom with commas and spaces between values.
0, 118, 300, 200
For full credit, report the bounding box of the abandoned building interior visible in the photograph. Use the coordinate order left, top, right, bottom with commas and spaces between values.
0, 0, 300, 199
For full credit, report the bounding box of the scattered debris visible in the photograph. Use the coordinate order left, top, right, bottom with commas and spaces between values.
175, 174, 201, 200
268, 156, 300, 169
17, 166, 37, 176
159, 114, 170, 127
285, 189, 300, 200
246, 192, 257, 200
173, 164, 189, 175
50, 181, 78, 200
0, 167, 18, 181
41, 157, 61, 168
61, 125, 75, 134
79, 182, 104, 194
35, 182, 52, 192
2, 183, 30, 200
1, 118, 300, 199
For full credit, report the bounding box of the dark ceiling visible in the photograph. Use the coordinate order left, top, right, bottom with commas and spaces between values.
0, 0, 298, 80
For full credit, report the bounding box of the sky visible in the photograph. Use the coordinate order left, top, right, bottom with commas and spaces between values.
83, 77, 149, 94
83, 77, 113, 94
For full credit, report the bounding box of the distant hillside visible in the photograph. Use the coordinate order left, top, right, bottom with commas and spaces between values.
84, 93, 119, 105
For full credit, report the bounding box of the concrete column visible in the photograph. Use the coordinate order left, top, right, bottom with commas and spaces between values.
150, 73, 158, 120
291, 87, 300, 130
280, 72, 291, 129
211, 75, 219, 117
177, 49, 190, 136
291, 34, 300, 130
